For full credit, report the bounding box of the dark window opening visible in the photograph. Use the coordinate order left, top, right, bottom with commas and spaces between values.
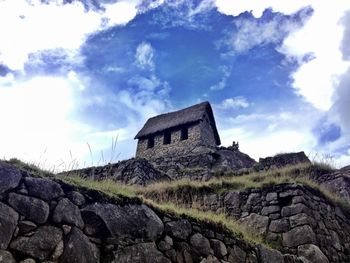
181, 126, 188, 140
147, 136, 154, 148
163, 130, 171, 145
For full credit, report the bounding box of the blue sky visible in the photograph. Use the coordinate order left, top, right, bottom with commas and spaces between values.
0, 0, 349, 170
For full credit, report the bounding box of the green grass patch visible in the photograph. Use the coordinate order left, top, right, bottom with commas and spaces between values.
143, 198, 264, 246
58, 174, 139, 198
5, 158, 53, 178
55, 163, 350, 249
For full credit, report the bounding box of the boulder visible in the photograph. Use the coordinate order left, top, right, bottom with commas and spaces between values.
158, 235, 173, 251
66, 158, 169, 186
0, 250, 16, 263
7, 193, 49, 224
212, 147, 257, 171
283, 225, 316, 247
60, 227, 99, 263
165, 219, 192, 240
81, 203, 163, 241
269, 218, 290, 233
261, 205, 280, 216
0, 162, 22, 194
257, 245, 284, 263
238, 213, 269, 236
199, 255, 221, 263
67, 191, 85, 206
281, 203, 310, 217
18, 221, 37, 235
297, 244, 329, 263
19, 259, 35, 263
190, 233, 211, 257
210, 239, 227, 258
53, 198, 84, 229
10, 226, 62, 260
0, 202, 19, 249
228, 245, 246, 263
24, 177, 64, 201
113, 242, 171, 263
259, 152, 310, 170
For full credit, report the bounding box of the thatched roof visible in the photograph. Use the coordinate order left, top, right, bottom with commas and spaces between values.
135, 101, 221, 145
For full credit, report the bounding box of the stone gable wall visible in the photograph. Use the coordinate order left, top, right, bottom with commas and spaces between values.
0, 161, 301, 263
136, 113, 218, 160
200, 115, 217, 147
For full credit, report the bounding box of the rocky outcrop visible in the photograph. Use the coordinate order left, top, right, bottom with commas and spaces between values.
145, 183, 350, 262
63, 146, 256, 185
0, 160, 301, 263
310, 168, 350, 204
63, 158, 170, 186
258, 152, 311, 170
147, 146, 256, 181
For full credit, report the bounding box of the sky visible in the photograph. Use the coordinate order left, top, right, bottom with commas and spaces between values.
0, 0, 349, 171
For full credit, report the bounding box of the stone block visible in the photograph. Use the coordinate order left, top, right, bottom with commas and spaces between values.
283, 225, 316, 248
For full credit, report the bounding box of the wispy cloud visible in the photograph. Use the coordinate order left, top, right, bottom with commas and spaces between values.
135, 42, 155, 70
217, 97, 250, 109
230, 14, 305, 53
215, 1, 350, 165
0, 0, 141, 71
217, 110, 320, 161
210, 66, 231, 91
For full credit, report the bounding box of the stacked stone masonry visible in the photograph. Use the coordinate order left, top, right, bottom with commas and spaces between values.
136, 113, 218, 160
0, 161, 304, 263
136, 122, 204, 160
145, 183, 350, 263
63, 146, 257, 185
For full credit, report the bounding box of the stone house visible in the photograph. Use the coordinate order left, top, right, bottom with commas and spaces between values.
134, 101, 221, 159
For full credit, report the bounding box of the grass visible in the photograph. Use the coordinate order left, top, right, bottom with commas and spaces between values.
59, 174, 138, 198
144, 199, 264, 246
6, 157, 349, 249
5, 158, 53, 178
58, 174, 267, 246
138, 163, 321, 196
58, 162, 348, 214
57, 162, 350, 247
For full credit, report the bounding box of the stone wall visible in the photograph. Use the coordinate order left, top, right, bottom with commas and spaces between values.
136, 123, 203, 160
310, 167, 350, 204
136, 113, 218, 160
62, 158, 170, 186
0, 161, 301, 263
151, 147, 256, 181
258, 152, 311, 170
145, 183, 350, 263
199, 115, 217, 147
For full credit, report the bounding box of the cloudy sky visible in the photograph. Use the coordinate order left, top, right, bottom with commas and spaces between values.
0, 0, 349, 170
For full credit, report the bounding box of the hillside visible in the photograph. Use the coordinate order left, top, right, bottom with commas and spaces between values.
0, 150, 349, 262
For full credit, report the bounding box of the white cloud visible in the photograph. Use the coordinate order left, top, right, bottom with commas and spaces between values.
279, 2, 350, 111
188, 0, 215, 17
210, 66, 231, 91
0, 0, 142, 71
215, 1, 350, 166
0, 70, 170, 170
0, 74, 90, 169
215, 0, 310, 18
103, 0, 139, 26
217, 97, 250, 109
135, 42, 155, 70
217, 111, 319, 161
215, 1, 350, 111
230, 16, 299, 53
